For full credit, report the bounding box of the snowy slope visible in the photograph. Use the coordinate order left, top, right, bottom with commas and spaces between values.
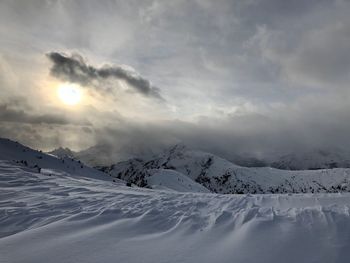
0, 138, 113, 181
146, 169, 209, 193
1, 160, 350, 263
105, 145, 350, 194
1, 138, 208, 193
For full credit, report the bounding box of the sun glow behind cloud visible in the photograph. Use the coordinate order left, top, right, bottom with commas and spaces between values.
2, 0, 350, 155
57, 83, 82, 105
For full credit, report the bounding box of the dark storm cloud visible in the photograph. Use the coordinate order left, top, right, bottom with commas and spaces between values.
47, 52, 163, 100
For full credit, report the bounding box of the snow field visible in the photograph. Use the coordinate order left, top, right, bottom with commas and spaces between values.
1, 161, 350, 263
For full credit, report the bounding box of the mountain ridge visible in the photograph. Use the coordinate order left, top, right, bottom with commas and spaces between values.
49, 143, 350, 170
101, 144, 350, 194
1, 138, 206, 193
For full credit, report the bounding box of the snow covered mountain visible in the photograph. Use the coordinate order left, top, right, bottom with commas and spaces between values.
2, 138, 207, 193
49, 143, 350, 171
103, 145, 350, 194
4, 138, 350, 262
49, 141, 350, 170
49, 143, 155, 167
145, 169, 209, 193
48, 147, 76, 159
0, 138, 114, 182
2, 159, 350, 263
73, 144, 131, 167
268, 149, 350, 170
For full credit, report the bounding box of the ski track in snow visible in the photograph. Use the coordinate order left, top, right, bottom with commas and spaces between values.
1, 160, 350, 263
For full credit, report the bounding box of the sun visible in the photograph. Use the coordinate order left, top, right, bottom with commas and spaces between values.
57, 84, 82, 105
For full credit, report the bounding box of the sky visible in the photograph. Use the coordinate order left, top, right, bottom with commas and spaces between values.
0, 0, 350, 161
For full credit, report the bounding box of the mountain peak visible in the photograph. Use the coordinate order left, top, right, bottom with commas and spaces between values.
48, 147, 75, 159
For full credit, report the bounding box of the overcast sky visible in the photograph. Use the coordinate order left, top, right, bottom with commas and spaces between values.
1, 0, 350, 160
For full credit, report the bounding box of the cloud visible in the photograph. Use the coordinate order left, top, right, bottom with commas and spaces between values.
0, 122, 95, 151
0, 101, 90, 126
47, 51, 164, 100
89, 95, 350, 165
1, 0, 350, 160
285, 21, 350, 87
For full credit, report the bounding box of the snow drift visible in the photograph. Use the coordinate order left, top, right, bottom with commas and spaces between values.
1, 160, 350, 263
2, 138, 350, 262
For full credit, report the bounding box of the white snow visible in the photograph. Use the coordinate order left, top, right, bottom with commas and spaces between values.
0, 138, 114, 182
2, 139, 350, 262
1, 160, 350, 262
0, 138, 214, 194
147, 169, 210, 193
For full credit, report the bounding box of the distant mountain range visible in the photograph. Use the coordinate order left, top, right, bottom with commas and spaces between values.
268, 149, 350, 170
3, 137, 350, 194
48, 144, 155, 167
49, 144, 350, 170
99, 144, 350, 194
0, 138, 207, 193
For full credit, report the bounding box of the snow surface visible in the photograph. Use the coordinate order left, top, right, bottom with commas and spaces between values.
0, 138, 113, 182
146, 169, 210, 193
2, 160, 350, 263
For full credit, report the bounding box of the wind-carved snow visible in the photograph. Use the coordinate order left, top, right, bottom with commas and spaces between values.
1, 160, 350, 263
2, 138, 350, 262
